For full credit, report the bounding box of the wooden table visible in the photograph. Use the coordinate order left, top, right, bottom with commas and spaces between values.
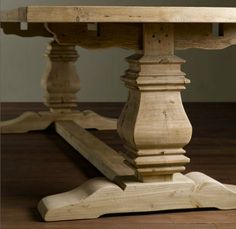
1, 6, 236, 221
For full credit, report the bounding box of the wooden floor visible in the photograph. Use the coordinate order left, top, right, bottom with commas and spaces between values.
1, 102, 236, 229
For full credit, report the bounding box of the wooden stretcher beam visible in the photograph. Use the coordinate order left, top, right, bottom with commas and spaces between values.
55, 121, 135, 183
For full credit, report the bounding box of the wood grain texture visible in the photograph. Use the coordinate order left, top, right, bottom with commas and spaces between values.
175, 23, 236, 50
0, 7, 26, 22
47, 23, 236, 50
38, 172, 236, 221
1, 6, 236, 23
55, 120, 134, 182
41, 40, 80, 112
1, 23, 236, 51
1, 102, 236, 228
0, 110, 117, 133
46, 22, 143, 50
0, 40, 116, 133
117, 24, 192, 182
143, 23, 174, 55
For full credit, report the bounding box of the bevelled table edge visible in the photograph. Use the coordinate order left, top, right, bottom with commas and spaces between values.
1, 6, 236, 23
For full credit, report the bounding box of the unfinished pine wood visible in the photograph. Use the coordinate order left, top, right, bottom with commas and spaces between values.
117, 24, 192, 182
41, 40, 80, 112
55, 120, 134, 182
38, 172, 236, 221
0, 40, 117, 133
0, 111, 54, 133
1, 6, 236, 23
0, 7, 26, 22
2, 102, 236, 227
175, 23, 236, 50
46, 23, 143, 50
1, 22, 236, 51
46, 23, 236, 50
0, 110, 116, 133
1, 5, 236, 222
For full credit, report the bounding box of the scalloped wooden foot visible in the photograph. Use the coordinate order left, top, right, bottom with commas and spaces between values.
0, 110, 117, 134
38, 172, 236, 221
0, 112, 55, 134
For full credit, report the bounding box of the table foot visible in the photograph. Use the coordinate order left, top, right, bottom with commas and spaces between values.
0, 110, 117, 134
71, 110, 117, 130
0, 112, 55, 133
38, 172, 236, 221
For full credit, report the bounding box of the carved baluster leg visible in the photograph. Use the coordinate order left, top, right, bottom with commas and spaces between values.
1, 40, 116, 133
42, 41, 116, 129
118, 24, 192, 182
0, 40, 80, 133
42, 40, 80, 113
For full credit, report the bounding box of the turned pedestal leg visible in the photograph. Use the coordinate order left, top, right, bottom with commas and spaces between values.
41, 40, 80, 112
0, 40, 116, 133
117, 24, 192, 182
38, 24, 236, 221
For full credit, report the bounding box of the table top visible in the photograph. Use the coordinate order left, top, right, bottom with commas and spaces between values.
1, 6, 236, 23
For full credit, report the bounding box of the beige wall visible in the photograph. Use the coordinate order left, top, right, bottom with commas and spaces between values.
1, 0, 236, 102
